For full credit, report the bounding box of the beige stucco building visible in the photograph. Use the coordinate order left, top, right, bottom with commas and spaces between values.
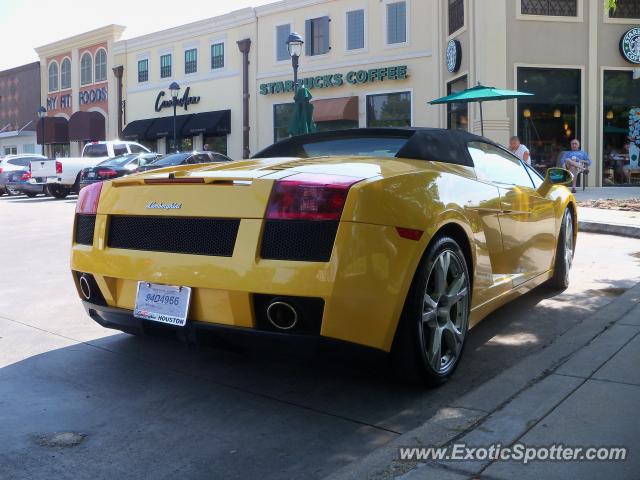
37, 0, 640, 186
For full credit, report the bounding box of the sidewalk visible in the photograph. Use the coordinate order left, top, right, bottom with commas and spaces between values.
578, 207, 640, 238
573, 187, 640, 201
326, 283, 640, 480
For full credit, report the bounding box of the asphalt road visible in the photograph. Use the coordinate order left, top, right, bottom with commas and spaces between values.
1, 194, 639, 479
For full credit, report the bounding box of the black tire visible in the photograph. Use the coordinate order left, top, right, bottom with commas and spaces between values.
547, 208, 575, 290
391, 236, 471, 386
47, 184, 70, 199
73, 173, 82, 194
25, 191, 38, 198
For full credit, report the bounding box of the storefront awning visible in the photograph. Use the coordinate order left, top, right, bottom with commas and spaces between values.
312, 96, 359, 122
182, 110, 231, 136
146, 114, 193, 139
122, 118, 157, 141
69, 111, 106, 142
36, 117, 69, 145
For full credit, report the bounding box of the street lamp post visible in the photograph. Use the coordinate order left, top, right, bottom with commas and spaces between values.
169, 82, 181, 152
286, 32, 304, 94
37, 106, 47, 156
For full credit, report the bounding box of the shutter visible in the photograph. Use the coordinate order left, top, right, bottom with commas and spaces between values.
388, 2, 407, 44
347, 10, 364, 50
321, 16, 330, 54
305, 19, 312, 56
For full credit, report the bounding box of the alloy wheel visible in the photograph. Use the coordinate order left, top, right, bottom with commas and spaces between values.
564, 211, 574, 279
418, 250, 470, 375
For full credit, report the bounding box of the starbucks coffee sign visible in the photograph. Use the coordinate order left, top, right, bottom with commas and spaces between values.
446, 39, 462, 73
620, 27, 640, 64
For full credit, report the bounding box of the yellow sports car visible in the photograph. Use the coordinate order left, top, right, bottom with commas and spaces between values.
71, 128, 577, 385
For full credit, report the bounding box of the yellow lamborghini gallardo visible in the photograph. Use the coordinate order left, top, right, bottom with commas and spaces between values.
71, 128, 577, 385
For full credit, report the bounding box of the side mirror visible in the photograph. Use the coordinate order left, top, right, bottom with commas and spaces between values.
546, 167, 573, 186
538, 168, 573, 196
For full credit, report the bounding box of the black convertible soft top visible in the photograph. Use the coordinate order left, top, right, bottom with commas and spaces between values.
252, 128, 501, 167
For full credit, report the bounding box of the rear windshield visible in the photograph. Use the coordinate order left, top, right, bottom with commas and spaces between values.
99, 154, 137, 167
151, 153, 190, 167
257, 135, 409, 159
84, 144, 109, 158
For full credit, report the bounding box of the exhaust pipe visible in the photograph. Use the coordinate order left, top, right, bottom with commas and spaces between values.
266, 301, 299, 331
79, 274, 92, 300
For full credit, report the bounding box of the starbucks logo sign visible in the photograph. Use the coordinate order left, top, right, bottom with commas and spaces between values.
446, 39, 462, 73
620, 27, 640, 64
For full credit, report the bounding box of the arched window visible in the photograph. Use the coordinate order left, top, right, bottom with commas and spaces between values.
95, 49, 107, 82
80, 52, 93, 85
60, 58, 71, 90
48, 61, 59, 92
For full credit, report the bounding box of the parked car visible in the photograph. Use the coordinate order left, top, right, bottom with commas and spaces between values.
1, 169, 47, 197
30, 141, 150, 199
79, 153, 161, 189
138, 151, 232, 172
0, 154, 47, 196
70, 128, 577, 386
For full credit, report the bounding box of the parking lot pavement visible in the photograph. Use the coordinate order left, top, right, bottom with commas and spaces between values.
1, 195, 640, 479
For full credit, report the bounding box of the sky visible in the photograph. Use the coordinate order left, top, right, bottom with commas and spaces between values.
0, 0, 276, 71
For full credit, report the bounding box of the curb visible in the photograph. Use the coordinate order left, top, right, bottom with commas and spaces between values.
578, 220, 640, 239
324, 282, 640, 480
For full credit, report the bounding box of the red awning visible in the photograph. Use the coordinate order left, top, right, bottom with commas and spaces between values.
69, 111, 106, 142
36, 117, 69, 144
312, 96, 359, 122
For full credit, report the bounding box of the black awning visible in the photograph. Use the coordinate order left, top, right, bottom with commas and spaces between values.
122, 118, 157, 141
146, 114, 193, 139
182, 110, 231, 136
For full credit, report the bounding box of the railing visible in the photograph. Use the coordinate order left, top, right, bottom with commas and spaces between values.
160, 65, 172, 78
448, 0, 464, 35
610, 0, 640, 18
185, 60, 197, 75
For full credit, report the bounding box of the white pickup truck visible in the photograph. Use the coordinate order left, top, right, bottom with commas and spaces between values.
30, 140, 151, 198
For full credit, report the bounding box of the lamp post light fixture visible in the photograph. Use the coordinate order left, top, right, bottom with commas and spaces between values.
169, 81, 181, 152
286, 32, 304, 94
37, 106, 47, 156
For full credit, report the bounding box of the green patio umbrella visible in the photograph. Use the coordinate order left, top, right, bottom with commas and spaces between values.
288, 86, 316, 137
429, 83, 534, 136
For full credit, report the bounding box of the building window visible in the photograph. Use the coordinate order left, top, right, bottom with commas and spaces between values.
60, 58, 71, 90
520, 0, 578, 16
204, 135, 228, 155
274, 103, 295, 143
516, 67, 581, 170
610, 0, 640, 18
160, 54, 172, 78
366, 91, 412, 127
448, 0, 465, 34
305, 16, 330, 56
48, 61, 59, 92
211, 43, 224, 70
138, 59, 149, 83
386, 1, 407, 44
80, 53, 93, 85
447, 76, 468, 130
95, 49, 107, 82
602, 70, 640, 185
276, 24, 291, 61
347, 9, 365, 50
185, 48, 198, 74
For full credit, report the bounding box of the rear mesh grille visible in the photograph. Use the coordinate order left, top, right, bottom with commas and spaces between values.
75, 214, 96, 245
108, 216, 240, 257
261, 220, 338, 262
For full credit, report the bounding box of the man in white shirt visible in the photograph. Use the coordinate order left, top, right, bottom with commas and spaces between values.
508, 136, 531, 165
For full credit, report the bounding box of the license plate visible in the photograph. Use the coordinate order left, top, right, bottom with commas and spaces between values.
87, 172, 96, 178
134, 282, 191, 327
46, 177, 58, 184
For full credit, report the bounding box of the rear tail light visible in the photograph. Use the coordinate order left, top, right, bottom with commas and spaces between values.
0, 168, 3, 174
266, 174, 363, 221
98, 169, 117, 178
76, 181, 103, 214
21, 171, 31, 181
56, 161, 62, 174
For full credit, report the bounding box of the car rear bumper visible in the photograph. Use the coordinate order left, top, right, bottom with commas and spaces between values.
81, 300, 386, 360
7, 182, 46, 194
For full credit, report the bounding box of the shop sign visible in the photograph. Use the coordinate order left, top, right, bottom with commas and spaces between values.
47, 93, 72, 110
79, 87, 108, 105
259, 65, 408, 95
446, 39, 462, 73
155, 87, 201, 112
619, 27, 640, 64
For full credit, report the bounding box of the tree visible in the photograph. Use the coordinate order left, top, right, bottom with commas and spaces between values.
605, 0, 617, 12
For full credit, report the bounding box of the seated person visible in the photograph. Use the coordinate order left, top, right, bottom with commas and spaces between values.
560, 139, 591, 193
